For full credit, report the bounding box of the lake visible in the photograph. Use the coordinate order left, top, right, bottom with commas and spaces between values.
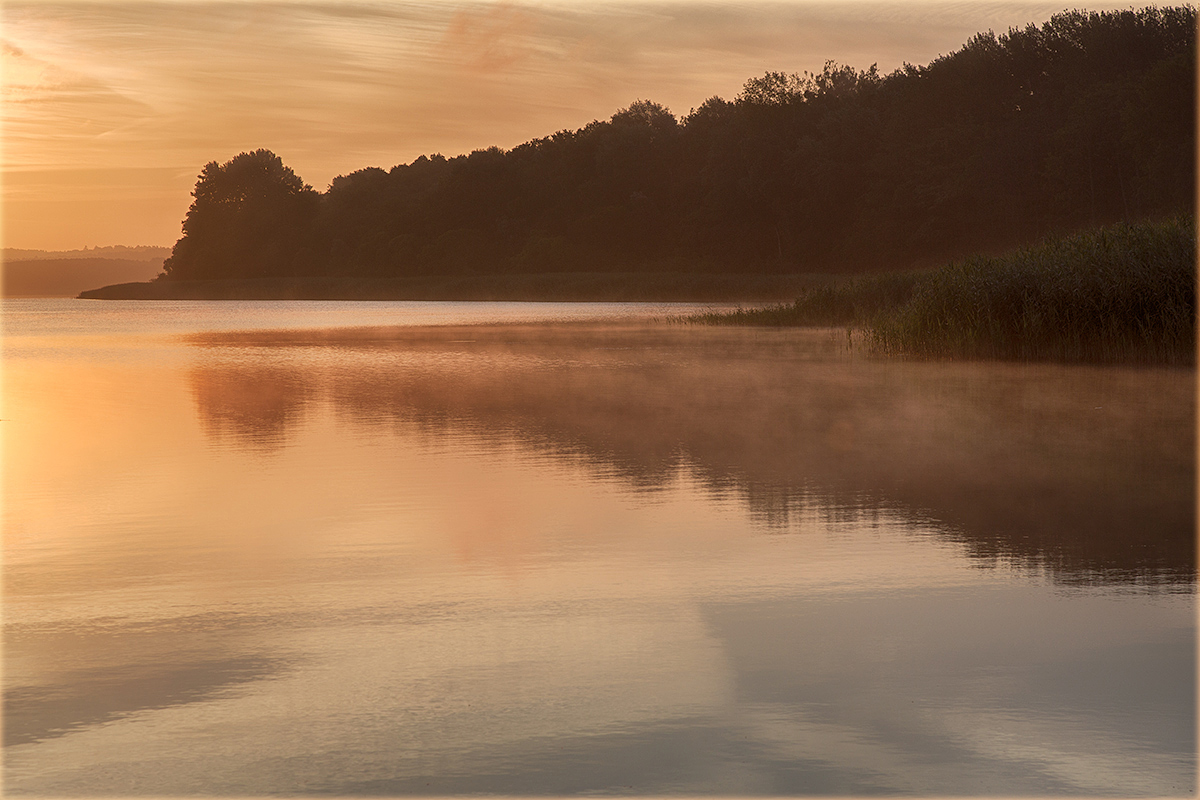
3, 299, 1195, 796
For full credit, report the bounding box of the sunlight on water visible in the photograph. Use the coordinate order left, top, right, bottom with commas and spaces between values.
3, 300, 1194, 796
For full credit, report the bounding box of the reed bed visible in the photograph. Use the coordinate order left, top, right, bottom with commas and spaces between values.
874, 218, 1196, 364
694, 218, 1196, 365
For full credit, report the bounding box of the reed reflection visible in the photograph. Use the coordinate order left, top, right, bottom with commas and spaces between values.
188, 324, 1195, 585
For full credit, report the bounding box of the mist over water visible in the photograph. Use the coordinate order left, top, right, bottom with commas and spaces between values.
3, 300, 1194, 796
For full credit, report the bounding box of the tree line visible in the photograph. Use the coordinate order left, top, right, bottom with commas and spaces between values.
163, 6, 1195, 281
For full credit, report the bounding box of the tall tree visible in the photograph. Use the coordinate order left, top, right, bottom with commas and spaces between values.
164, 150, 319, 280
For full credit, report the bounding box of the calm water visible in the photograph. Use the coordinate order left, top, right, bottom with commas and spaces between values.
3, 299, 1195, 796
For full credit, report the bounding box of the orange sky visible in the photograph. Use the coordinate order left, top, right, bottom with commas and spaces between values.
2, 0, 1129, 251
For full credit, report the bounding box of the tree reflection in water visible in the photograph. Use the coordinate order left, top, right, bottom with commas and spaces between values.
187, 324, 1195, 586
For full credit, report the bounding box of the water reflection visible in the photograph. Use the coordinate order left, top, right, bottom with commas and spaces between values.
5, 315, 1193, 796
5, 645, 285, 747
188, 324, 1195, 585
700, 591, 1194, 795
190, 365, 312, 449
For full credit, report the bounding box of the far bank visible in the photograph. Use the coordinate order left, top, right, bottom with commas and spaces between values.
77, 272, 825, 303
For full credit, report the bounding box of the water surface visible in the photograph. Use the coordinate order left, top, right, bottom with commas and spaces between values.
3, 299, 1194, 795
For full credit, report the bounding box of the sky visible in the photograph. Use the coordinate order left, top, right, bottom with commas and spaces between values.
2, 0, 1132, 251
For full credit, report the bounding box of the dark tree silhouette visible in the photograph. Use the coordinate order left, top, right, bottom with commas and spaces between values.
164, 149, 319, 279
163, 7, 1195, 282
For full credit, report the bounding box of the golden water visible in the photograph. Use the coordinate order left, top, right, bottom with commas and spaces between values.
3, 300, 1194, 795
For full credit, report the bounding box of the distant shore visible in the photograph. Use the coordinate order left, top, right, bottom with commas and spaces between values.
74, 217, 1196, 366
77, 272, 827, 303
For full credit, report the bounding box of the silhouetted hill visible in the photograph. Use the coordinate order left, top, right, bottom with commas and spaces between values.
155, 6, 1194, 284
4, 246, 170, 262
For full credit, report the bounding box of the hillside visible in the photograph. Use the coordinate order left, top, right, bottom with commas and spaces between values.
153, 6, 1193, 286
3, 246, 170, 262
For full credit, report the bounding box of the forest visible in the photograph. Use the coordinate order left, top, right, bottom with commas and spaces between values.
160, 6, 1195, 282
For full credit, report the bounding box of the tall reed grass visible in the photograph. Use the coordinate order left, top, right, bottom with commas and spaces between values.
694, 218, 1196, 365
873, 218, 1195, 364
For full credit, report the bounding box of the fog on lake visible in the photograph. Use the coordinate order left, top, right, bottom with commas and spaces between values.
3, 299, 1194, 796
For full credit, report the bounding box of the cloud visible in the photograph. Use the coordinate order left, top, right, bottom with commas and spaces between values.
442, 2, 540, 72
1, 37, 156, 165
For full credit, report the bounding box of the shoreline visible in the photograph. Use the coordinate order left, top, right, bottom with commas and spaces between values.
76, 273, 826, 303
